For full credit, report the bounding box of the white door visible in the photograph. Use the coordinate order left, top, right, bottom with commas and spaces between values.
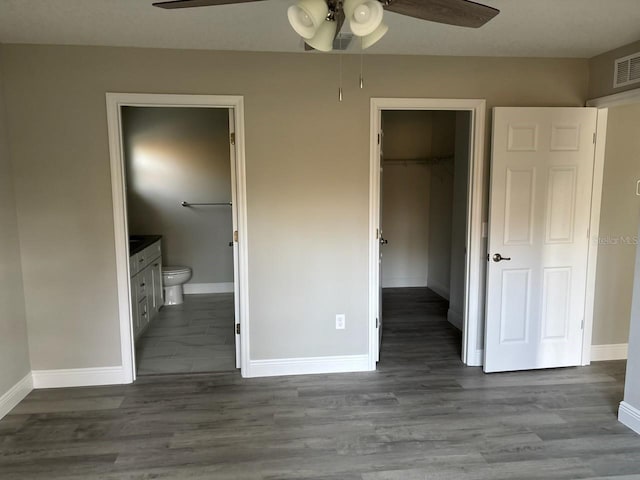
228, 109, 241, 369
484, 107, 597, 373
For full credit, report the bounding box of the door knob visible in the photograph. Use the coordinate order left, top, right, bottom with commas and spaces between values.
380, 237, 388, 245
493, 253, 511, 262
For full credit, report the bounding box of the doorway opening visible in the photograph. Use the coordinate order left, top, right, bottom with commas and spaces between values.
379, 110, 471, 365
107, 94, 249, 383
368, 98, 487, 369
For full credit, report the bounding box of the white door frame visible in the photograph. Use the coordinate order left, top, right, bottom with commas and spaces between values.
582, 88, 640, 364
105, 93, 250, 383
368, 98, 487, 369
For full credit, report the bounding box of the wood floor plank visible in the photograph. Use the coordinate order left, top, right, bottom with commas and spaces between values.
1, 287, 639, 479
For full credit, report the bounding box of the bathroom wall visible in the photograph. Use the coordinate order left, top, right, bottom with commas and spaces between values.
381, 111, 455, 288
123, 107, 234, 288
592, 103, 640, 346
0, 45, 31, 399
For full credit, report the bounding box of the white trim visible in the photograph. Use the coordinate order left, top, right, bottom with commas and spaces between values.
184, 282, 234, 294
31, 367, 126, 389
619, 401, 640, 435
466, 349, 484, 367
582, 108, 608, 365
105, 93, 250, 381
246, 355, 370, 378
448, 308, 463, 331
0, 373, 33, 420
369, 98, 486, 370
587, 88, 640, 108
591, 343, 629, 361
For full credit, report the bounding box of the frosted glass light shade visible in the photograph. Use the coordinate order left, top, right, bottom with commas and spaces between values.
306, 19, 337, 52
287, 0, 329, 39
343, 0, 383, 37
361, 22, 388, 49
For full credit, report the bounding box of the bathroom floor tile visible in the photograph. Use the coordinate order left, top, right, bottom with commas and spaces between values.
135, 293, 236, 376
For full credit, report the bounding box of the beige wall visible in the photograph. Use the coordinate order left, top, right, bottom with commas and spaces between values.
0, 46, 31, 394
448, 111, 471, 329
624, 220, 640, 411
588, 40, 640, 100
123, 107, 234, 285
1, 44, 589, 368
427, 161, 454, 299
592, 103, 640, 345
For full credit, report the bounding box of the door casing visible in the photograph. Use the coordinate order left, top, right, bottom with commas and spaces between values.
106, 93, 250, 383
368, 98, 487, 369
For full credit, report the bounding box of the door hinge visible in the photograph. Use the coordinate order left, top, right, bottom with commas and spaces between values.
233, 230, 238, 242
593, 132, 596, 144
376, 318, 379, 328
236, 323, 240, 335
230, 132, 236, 145
581, 319, 585, 330
376, 228, 379, 239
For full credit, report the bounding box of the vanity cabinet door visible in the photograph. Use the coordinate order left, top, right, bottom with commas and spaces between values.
131, 275, 140, 337
150, 258, 163, 319
138, 296, 150, 331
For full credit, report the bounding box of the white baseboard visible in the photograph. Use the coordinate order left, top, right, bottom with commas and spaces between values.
447, 308, 463, 331
591, 343, 628, 361
0, 373, 33, 420
466, 349, 484, 367
246, 354, 371, 378
427, 281, 450, 301
381, 278, 427, 289
31, 366, 127, 389
184, 282, 234, 294
619, 401, 640, 435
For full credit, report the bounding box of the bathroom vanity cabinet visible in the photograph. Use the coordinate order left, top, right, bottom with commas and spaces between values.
129, 237, 163, 339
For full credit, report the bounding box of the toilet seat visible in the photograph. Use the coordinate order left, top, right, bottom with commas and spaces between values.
163, 266, 191, 275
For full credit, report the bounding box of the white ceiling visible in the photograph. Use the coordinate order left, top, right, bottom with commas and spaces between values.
0, 0, 639, 58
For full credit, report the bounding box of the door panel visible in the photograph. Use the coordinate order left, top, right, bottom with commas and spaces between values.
377, 121, 384, 362
484, 107, 597, 373
229, 109, 241, 369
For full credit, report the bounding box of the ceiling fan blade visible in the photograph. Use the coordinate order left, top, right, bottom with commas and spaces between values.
383, 0, 499, 28
153, 0, 266, 9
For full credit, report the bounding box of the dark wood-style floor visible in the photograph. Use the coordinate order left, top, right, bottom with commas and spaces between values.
1, 288, 639, 479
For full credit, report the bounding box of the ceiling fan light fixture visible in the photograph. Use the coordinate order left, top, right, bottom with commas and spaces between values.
305, 18, 337, 52
343, 0, 383, 37
361, 21, 388, 49
287, 0, 329, 40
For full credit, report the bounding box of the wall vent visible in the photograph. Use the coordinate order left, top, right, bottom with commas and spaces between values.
614, 52, 640, 88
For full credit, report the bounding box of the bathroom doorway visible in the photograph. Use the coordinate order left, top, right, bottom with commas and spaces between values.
106, 94, 249, 382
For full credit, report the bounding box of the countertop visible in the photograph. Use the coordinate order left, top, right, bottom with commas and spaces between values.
129, 235, 162, 256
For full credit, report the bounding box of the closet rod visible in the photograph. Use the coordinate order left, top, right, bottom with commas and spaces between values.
181, 201, 232, 207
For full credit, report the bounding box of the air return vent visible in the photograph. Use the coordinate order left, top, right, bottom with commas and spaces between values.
614, 52, 640, 88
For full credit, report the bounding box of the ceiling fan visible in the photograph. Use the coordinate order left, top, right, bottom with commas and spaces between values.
152, 0, 500, 52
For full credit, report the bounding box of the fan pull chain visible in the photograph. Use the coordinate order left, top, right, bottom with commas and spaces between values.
359, 38, 364, 89
338, 35, 344, 102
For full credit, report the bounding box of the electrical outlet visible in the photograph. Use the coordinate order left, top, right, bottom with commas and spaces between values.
336, 314, 346, 330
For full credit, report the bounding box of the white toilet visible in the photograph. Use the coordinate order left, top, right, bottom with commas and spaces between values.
162, 266, 192, 305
